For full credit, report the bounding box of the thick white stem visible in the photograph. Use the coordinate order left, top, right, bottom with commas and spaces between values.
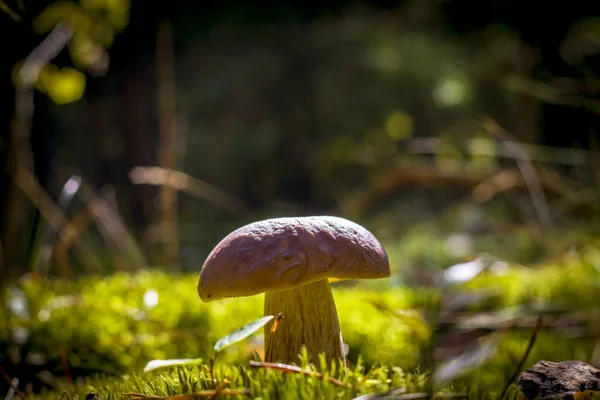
264, 279, 344, 365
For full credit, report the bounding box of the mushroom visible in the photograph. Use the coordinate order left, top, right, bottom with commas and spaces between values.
197, 216, 390, 365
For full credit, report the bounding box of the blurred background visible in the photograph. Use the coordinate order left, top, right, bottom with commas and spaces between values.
2, 0, 600, 278
2, 0, 600, 395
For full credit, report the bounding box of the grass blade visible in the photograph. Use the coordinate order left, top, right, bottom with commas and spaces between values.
143, 358, 204, 373
214, 315, 274, 353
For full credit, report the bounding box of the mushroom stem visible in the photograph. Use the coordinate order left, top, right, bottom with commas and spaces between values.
264, 278, 344, 365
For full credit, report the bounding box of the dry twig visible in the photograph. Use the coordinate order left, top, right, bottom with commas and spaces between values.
482, 118, 553, 227
0, 0, 20, 20
123, 389, 250, 399
4, 22, 73, 275
354, 392, 469, 400
499, 315, 544, 399
0, 366, 26, 400
248, 361, 346, 387
129, 166, 250, 215
13, 168, 103, 273
78, 181, 148, 270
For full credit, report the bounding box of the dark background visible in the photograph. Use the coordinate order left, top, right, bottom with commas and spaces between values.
2, 0, 600, 276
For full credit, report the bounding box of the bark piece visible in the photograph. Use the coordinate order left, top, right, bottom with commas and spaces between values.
518, 360, 600, 399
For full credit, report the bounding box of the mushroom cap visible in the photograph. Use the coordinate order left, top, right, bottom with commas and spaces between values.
198, 216, 390, 302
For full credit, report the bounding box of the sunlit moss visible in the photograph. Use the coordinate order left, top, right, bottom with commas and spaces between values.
29, 358, 446, 400
2, 251, 599, 398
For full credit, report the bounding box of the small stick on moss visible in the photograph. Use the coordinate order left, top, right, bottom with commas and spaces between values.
354, 391, 469, 400
499, 315, 544, 399
123, 389, 250, 400
208, 355, 218, 387
0, 366, 26, 400
123, 394, 162, 399
249, 361, 346, 387
207, 379, 229, 400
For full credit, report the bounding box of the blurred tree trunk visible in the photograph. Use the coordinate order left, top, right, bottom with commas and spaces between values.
119, 60, 160, 263
1, 71, 57, 282
270, 33, 318, 206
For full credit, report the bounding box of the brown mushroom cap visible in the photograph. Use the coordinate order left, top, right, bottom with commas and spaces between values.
198, 216, 390, 302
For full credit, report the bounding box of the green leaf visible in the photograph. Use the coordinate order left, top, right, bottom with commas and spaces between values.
45, 67, 86, 105
143, 358, 203, 372
214, 315, 274, 353
32, 1, 83, 34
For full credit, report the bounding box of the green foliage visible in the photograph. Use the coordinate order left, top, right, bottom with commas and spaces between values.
37, 65, 86, 104
11, 0, 131, 105
33, 0, 129, 49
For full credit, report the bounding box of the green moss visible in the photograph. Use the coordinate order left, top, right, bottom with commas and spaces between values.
31, 355, 482, 400
2, 247, 600, 398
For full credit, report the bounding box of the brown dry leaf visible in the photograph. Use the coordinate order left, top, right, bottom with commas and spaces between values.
574, 390, 600, 399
